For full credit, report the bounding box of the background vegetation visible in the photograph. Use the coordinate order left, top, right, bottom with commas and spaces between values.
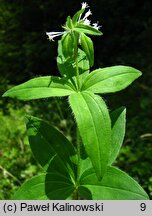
0, 0, 152, 199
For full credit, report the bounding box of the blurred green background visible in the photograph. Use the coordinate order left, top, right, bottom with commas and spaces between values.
0, 0, 152, 199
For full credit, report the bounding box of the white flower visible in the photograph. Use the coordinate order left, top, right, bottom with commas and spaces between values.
46, 31, 66, 41
79, 5, 101, 31
92, 22, 101, 30
81, 2, 89, 9
80, 10, 101, 31
83, 9, 92, 20
46, 2, 102, 43
79, 2, 90, 21
83, 18, 91, 26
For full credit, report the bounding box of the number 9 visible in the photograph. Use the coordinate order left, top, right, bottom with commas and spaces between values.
140, 203, 146, 211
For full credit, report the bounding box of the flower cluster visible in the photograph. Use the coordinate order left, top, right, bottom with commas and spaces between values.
79, 2, 101, 30
46, 2, 101, 41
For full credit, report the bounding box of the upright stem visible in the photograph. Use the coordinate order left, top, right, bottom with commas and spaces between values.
73, 33, 81, 199
74, 34, 80, 91
75, 55, 80, 90
72, 187, 80, 200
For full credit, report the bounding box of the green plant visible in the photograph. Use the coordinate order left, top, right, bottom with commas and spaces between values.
0, 102, 39, 199
2, 2, 149, 200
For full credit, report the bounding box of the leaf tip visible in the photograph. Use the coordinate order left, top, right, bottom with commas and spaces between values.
2, 91, 8, 98
138, 70, 142, 77
121, 106, 127, 113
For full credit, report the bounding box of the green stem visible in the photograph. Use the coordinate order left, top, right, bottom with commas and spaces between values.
74, 34, 80, 91
76, 127, 81, 177
73, 188, 80, 200
73, 32, 81, 199
75, 55, 80, 90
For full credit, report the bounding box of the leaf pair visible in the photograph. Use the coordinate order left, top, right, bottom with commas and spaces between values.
13, 116, 149, 200
3, 65, 142, 181
14, 167, 149, 200
3, 65, 142, 100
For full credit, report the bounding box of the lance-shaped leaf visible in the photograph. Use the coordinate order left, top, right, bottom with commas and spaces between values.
72, 8, 85, 25
65, 16, 73, 29
13, 172, 75, 200
26, 115, 77, 177
109, 107, 126, 165
61, 33, 74, 58
69, 92, 111, 180
82, 66, 142, 93
74, 24, 102, 36
3, 76, 74, 100
80, 33, 94, 67
79, 166, 149, 200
